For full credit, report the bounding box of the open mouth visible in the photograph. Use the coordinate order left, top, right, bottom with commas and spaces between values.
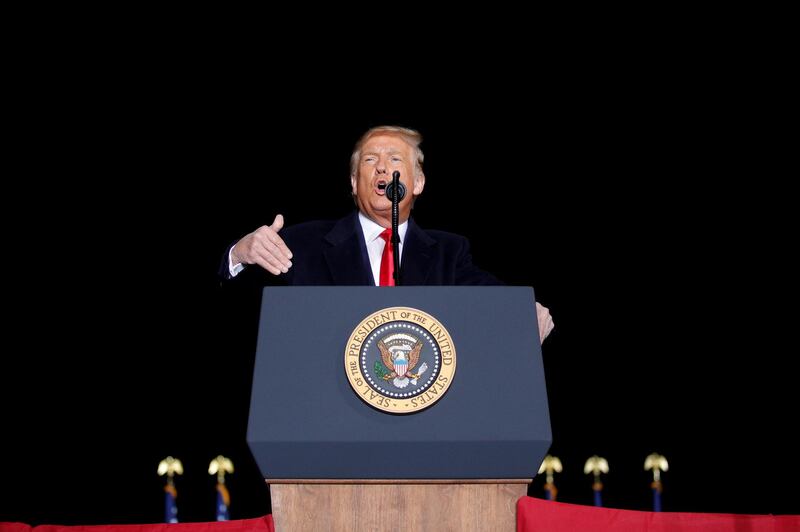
375, 180, 387, 196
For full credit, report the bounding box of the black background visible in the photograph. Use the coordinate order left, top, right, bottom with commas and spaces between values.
1, 51, 795, 524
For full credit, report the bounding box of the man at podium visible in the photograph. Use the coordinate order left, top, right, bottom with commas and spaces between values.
220, 125, 554, 343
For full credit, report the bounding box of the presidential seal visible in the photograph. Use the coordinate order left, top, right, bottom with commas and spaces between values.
344, 307, 456, 414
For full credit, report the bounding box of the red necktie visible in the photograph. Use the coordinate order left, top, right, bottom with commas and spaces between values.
379, 228, 395, 286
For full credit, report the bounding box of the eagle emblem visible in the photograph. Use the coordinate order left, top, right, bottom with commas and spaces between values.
376, 333, 428, 389
345, 307, 457, 414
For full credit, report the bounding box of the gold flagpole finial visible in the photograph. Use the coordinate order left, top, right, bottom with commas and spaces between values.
584, 455, 609, 482
158, 456, 184, 486
644, 452, 669, 483
538, 454, 563, 485
209, 455, 234, 484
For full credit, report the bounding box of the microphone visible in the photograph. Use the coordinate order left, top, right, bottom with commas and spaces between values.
384, 171, 406, 201
388, 170, 402, 285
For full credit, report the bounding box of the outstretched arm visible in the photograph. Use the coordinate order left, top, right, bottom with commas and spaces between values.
229, 214, 294, 277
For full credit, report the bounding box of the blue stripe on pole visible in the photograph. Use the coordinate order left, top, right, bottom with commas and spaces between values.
165, 485, 178, 523
652, 485, 662, 512
216, 484, 230, 521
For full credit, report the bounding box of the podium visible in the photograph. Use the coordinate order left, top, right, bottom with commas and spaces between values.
248, 287, 551, 531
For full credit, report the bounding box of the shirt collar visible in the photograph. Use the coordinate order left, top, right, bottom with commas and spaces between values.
358, 211, 409, 243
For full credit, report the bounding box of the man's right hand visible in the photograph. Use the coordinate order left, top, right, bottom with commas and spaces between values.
230, 214, 293, 276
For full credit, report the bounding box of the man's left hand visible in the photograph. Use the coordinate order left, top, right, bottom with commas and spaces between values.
536, 302, 554, 343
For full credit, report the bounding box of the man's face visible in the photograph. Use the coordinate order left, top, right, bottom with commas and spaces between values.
351, 134, 425, 226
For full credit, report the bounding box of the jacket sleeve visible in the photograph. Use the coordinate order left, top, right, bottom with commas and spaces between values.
453, 235, 504, 286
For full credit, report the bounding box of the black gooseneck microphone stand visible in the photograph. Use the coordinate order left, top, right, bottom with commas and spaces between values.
390, 170, 402, 286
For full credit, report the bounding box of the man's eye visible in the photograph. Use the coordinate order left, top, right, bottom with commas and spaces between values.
391, 157, 401, 162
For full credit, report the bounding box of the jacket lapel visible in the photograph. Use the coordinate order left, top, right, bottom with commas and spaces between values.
401, 219, 436, 285
323, 212, 373, 285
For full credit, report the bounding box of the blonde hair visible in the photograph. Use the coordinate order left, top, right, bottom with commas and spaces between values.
350, 125, 424, 177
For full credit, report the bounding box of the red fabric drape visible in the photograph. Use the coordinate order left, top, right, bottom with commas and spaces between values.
7, 505, 800, 532
0, 516, 273, 532
517, 496, 799, 532
0, 524, 32, 532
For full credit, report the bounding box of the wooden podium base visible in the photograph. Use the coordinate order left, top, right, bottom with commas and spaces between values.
268, 479, 530, 532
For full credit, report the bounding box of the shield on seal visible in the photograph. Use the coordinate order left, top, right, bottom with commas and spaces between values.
393, 350, 409, 377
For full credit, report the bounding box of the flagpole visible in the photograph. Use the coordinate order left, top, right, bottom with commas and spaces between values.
538, 455, 562, 501
645, 453, 668, 512
209, 455, 234, 521
157, 456, 183, 523
584, 455, 609, 507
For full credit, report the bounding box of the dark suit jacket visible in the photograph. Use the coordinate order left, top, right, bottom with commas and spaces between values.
221, 211, 501, 286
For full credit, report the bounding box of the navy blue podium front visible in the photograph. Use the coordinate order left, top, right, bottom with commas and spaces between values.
247, 286, 551, 480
